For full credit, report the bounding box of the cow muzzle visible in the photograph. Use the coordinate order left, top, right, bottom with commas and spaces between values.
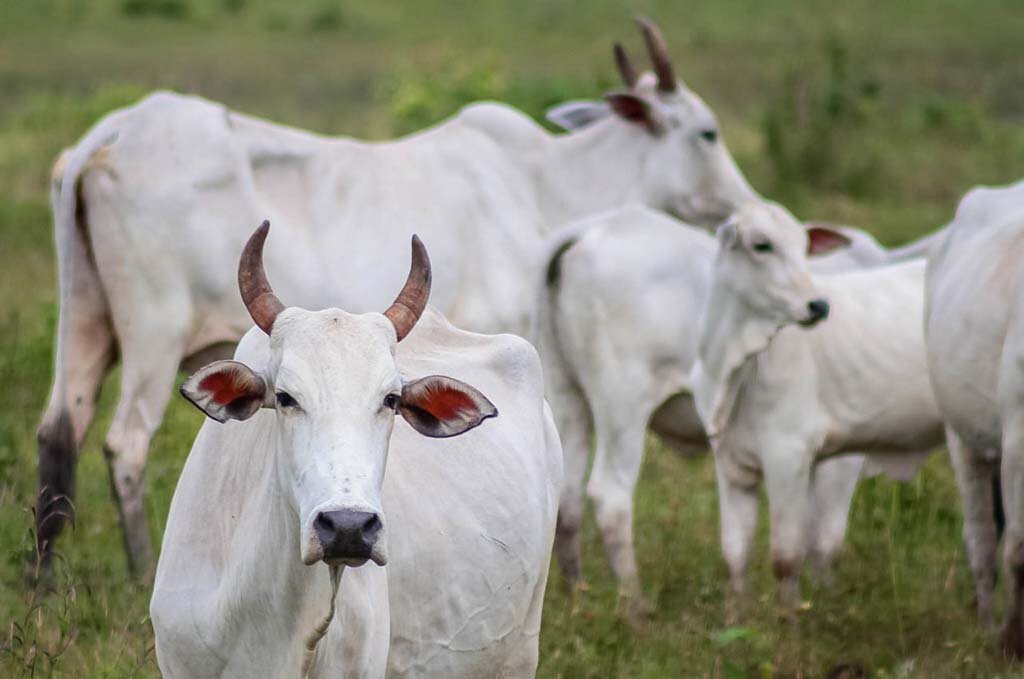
312, 509, 386, 567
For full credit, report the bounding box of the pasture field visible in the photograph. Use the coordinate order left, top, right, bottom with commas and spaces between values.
2, 1, 1024, 676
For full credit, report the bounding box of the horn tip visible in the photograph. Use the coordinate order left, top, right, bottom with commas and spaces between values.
249, 220, 271, 245
410, 234, 429, 261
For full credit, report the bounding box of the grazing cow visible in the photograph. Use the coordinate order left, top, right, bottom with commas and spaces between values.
36, 18, 759, 574
924, 179, 1024, 655
535, 203, 933, 611
151, 224, 561, 678
688, 201, 944, 613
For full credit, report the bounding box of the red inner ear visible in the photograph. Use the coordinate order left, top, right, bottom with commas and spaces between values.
417, 385, 477, 421
606, 94, 650, 123
806, 226, 853, 255
199, 371, 250, 406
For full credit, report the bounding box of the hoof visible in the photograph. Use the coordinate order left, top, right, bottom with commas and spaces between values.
1001, 618, 1024, 659
617, 591, 655, 631
724, 590, 749, 626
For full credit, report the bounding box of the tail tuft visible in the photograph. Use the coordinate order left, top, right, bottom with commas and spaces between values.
35, 410, 76, 569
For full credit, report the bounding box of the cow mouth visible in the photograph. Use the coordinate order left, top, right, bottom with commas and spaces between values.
324, 556, 370, 568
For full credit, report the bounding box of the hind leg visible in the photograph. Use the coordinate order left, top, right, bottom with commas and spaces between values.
1000, 416, 1024, 655
35, 270, 115, 571
947, 427, 998, 629
585, 406, 650, 617
103, 331, 185, 577
808, 455, 862, 585
550, 385, 592, 587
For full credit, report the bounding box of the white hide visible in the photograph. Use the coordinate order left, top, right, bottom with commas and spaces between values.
924, 179, 1024, 646
41, 66, 757, 570
691, 202, 944, 608
534, 203, 934, 600
152, 309, 561, 678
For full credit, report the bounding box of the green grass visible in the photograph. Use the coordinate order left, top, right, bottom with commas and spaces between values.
2, 1, 1024, 676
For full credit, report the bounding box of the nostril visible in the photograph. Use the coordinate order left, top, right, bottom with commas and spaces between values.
807, 299, 830, 319
362, 514, 382, 543
314, 511, 338, 540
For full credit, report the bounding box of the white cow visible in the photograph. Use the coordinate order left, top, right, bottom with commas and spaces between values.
151, 224, 561, 678
36, 18, 759, 574
689, 201, 943, 613
924, 179, 1024, 655
534, 203, 931, 612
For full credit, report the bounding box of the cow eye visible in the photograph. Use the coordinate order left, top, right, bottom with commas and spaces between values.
276, 391, 300, 409
383, 393, 401, 412
752, 241, 773, 253
699, 129, 718, 143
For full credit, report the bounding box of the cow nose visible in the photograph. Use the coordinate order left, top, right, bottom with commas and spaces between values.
807, 298, 830, 322
314, 509, 382, 562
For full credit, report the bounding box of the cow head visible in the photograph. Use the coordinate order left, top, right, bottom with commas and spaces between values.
181, 222, 497, 568
713, 202, 851, 327
545, 17, 759, 227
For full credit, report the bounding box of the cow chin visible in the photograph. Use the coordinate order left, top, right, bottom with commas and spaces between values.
670, 200, 730, 230
797, 315, 824, 328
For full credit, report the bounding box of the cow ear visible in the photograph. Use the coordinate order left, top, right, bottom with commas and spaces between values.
398, 375, 498, 438
546, 100, 612, 131
181, 360, 269, 423
603, 91, 662, 133
806, 225, 853, 256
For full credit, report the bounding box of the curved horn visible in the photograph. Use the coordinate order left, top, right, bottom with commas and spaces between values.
238, 220, 285, 335
384, 235, 432, 342
613, 42, 638, 88
635, 16, 676, 93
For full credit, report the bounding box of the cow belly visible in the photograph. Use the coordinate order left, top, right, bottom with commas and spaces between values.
649, 394, 709, 456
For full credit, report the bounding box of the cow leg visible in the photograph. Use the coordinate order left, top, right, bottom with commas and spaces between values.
550, 385, 592, 588
103, 333, 184, 578
714, 455, 759, 623
34, 275, 115, 576
763, 451, 812, 613
947, 427, 998, 630
586, 411, 650, 617
1001, 417, 1024, 656
807, 455, 862, 585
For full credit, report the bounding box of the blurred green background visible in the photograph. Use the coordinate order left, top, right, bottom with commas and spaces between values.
1, 1, 1023, 677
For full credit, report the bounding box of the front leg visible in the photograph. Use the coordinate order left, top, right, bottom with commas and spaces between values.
714, 453, 759, 623
762, 448, 813, 614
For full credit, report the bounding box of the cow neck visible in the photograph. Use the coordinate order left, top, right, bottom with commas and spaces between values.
538, 119, 651, 226
692, 283, 783, 441
212, 441, 345, 675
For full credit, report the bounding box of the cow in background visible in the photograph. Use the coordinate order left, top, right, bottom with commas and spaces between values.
37, 18, 758, 574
